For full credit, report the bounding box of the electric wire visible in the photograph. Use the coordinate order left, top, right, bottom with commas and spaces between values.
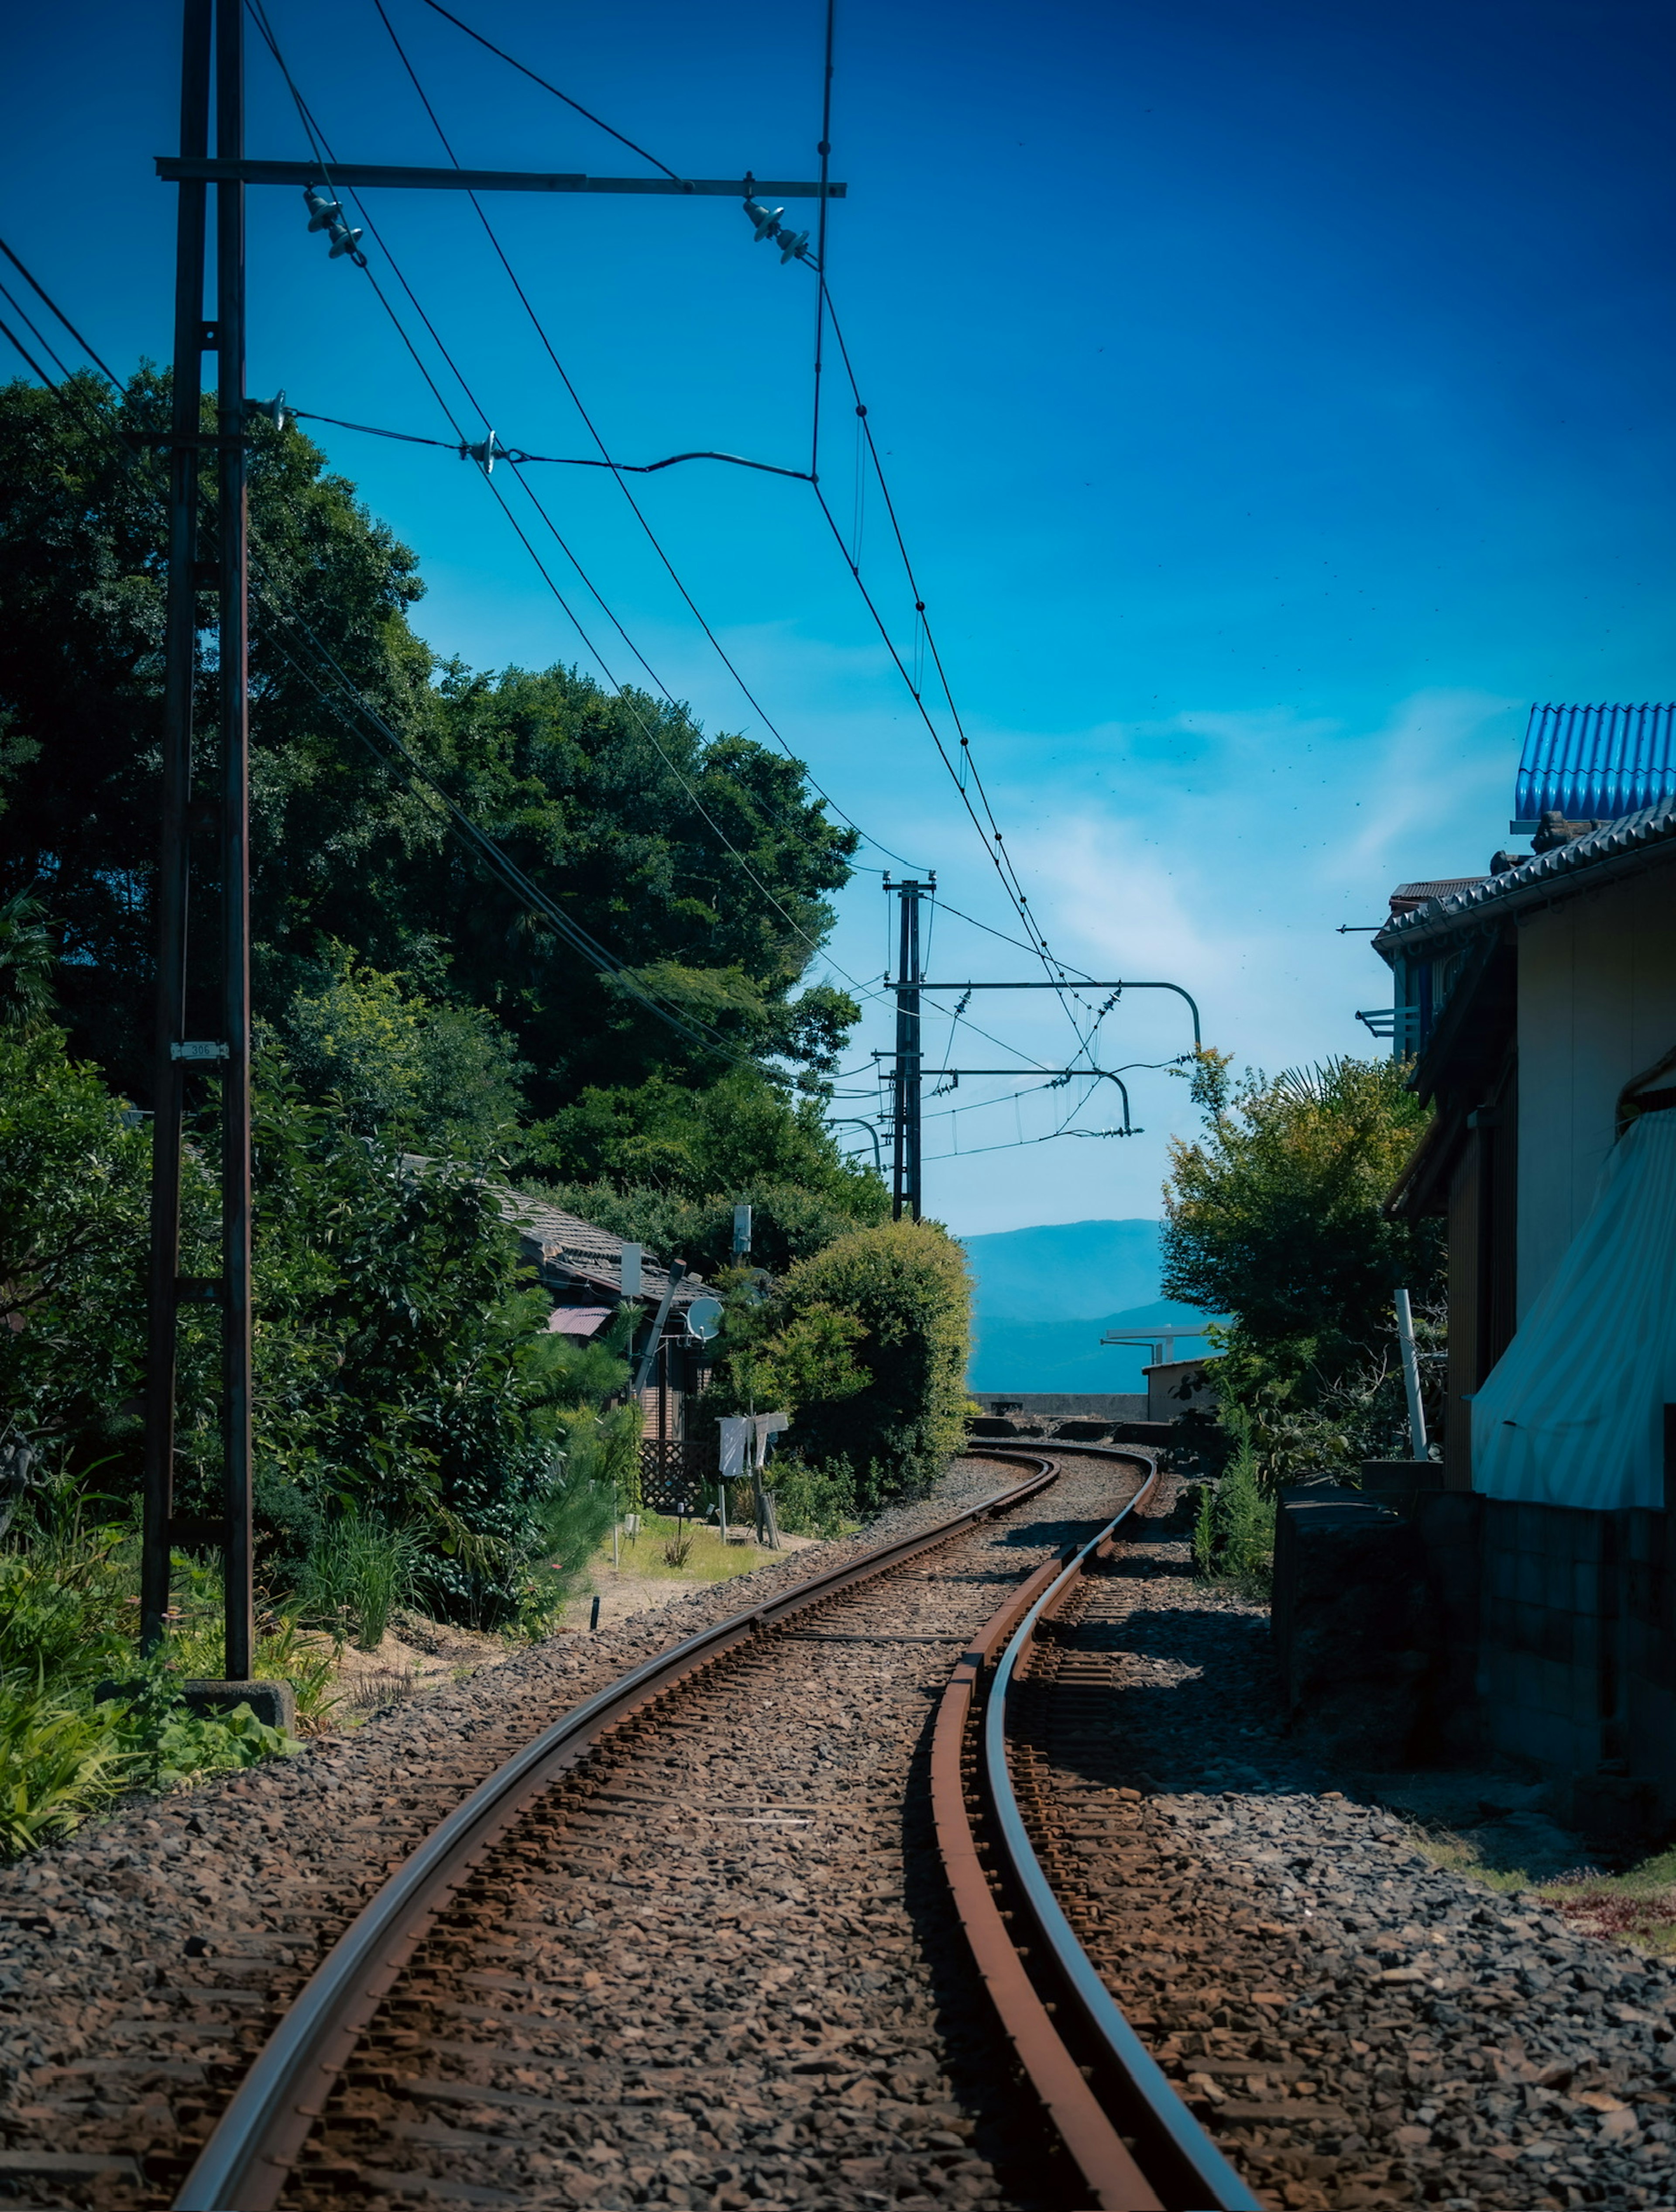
0, 234, 125, 387
409, 0, 682, 181
368, 0, 925, 881
291, 409, 810, 477
0, 314, 56, 388
0, 279, 73, 382
247, 7, 895, 1022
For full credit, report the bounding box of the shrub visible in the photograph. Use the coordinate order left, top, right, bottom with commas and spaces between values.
1192, 1410, 1276, 1593
731, 1219, 972, 1513
766, 1453, 856, 1538
0, 1675, 128, 1856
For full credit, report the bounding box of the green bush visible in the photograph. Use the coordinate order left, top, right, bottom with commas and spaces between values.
1192, 1411, 1276, 1593
0, 1674, 128, 1856
724, 1219, 972, 1514
766, 1453, 856, 1538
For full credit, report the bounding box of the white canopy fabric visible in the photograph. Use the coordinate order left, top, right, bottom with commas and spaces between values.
1472, 1110, 1676, 1508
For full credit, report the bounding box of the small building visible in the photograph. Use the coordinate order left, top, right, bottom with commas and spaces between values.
506, 1196, 721, 1513
1346, 703, 1676, 1822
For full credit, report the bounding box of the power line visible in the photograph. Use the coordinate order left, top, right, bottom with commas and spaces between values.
367, 0, 927, 882
0, 234, 124, 387
0, 279, 73, 382
0, 313, 56, 388
408, 0, 683, 181
246, 12, 896, 1023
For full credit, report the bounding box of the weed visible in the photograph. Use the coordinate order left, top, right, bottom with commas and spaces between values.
1192, 1411, 1275, 1594
0, 1673, 128, 1856
1409, 1828, 1530, 1894
296, 1515, 423, 1651
662, 1519, 697, 1569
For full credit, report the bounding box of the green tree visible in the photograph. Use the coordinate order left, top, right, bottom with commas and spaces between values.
1161, 1056, 1441, 1475
0, 1025, 161, 1476
523, 1066, 889, 1272
280, 946, 528, 1154
0, 373, 860, 1111
719, 1219, 973, 1512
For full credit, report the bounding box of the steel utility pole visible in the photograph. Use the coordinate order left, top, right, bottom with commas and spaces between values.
141, 0, 257, 1688
141, 25, 844, 1681
886, 877, 931, 1219
878, 905, 1204, 1218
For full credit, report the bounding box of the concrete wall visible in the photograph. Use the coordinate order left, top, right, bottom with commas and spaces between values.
1144, 1357, 1220, 1424
968, 1391, 1147, 1420
1516, 858, 1676, 1318
1478, 1496, 1676, 1834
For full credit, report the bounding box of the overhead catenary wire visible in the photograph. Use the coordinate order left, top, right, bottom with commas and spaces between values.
336, 3, 1117, 1082
245, 8, 900, 1022
0, 238, 807, 1085
289, 409, 811, 478
367, 0, 926, 881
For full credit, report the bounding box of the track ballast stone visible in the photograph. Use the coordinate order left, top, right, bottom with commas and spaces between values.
0, 1454, 1125, 2211
1012, 1473, 1676, 2210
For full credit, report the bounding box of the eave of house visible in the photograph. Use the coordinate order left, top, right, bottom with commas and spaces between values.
1374, 800, 1676, 960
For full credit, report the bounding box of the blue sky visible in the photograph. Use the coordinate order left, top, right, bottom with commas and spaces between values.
6, 0, 1674, 1233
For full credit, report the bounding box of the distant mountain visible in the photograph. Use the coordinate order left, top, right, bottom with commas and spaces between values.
960, 1218, 1164, 1324
969, 1299, 1216, 1393
959, 1218, 1218, 1391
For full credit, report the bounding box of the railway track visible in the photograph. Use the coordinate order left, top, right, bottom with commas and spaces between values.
4, 1448, 1260, 2212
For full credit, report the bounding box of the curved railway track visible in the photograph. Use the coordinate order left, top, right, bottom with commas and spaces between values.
931, 1450, 1259, 2212
19, 1447, 1256, 2212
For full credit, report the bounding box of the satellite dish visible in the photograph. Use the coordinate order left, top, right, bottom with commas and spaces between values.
685, 1295, 724, 1343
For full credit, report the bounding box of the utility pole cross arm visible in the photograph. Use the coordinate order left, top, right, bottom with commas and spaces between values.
155, 158, 846, 198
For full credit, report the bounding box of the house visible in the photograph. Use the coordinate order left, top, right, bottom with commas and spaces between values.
1354, 702, 1676, 1819
505, 1195, 723, 1514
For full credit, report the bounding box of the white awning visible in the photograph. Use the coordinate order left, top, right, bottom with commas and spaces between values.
1473, 1110, 1676, 1508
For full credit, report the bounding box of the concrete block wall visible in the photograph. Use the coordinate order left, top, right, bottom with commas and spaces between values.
1477, 1497, 1676, 1829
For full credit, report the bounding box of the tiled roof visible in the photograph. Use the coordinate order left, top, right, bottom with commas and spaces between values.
1515, 702, 1676, 823
1376, 800, 1676, 953
503, 1194, 710, 1309
1388, 877, 1487, 915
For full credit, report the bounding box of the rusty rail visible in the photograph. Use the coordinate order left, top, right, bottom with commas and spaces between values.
173, 1454, 1061, 2212
931, 1444, 1261, 2212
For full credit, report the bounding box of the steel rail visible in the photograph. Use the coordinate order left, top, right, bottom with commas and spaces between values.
174, 1453, 1063, 2212
953, 1444, 1262, 2212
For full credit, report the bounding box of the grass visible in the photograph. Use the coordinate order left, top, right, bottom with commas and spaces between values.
0, 1495, 330, 1859
1411, 1828, 1676, 1953
598, 1511, 781, 1585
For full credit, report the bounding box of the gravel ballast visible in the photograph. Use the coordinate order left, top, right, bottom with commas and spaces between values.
0, 1454, 1110, 2210
1013, 1474, 1676, 2210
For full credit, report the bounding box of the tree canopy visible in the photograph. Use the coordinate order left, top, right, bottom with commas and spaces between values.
1161, 1054, 1440, 1390
0, 372, 859, 1112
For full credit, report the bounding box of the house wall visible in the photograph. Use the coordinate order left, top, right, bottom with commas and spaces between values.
1516, 860, 1676, 1318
